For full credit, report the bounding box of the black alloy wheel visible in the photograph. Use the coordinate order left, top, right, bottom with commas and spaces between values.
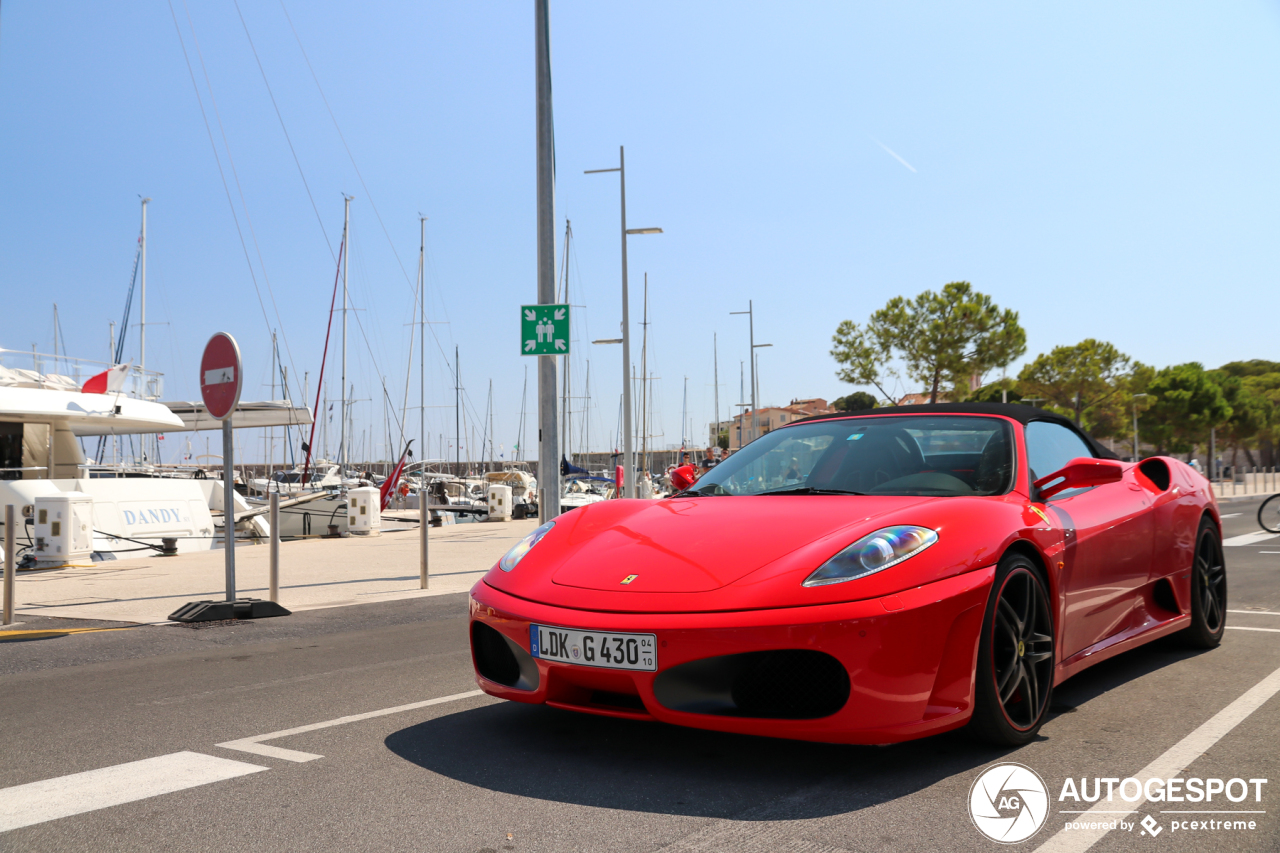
1182, 519, 1227, 648
971, 554, 1055, 746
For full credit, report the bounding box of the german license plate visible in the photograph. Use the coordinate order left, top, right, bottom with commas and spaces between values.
529, 624, 657, 671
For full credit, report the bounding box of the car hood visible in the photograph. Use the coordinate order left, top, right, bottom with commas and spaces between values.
545, 495, 931, 593
481, 492, 1025, 613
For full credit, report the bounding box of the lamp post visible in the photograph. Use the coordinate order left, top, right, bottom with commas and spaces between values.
1132, 393, 1150, 463
586, 147, 661, 498
730, 301, 771, 445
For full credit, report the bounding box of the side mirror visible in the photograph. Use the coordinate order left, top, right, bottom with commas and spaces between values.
1033, 457, 1124, 500
670, 464, 698, 492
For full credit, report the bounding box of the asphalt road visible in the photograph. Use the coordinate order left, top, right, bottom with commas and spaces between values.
3, 498, 1280, 852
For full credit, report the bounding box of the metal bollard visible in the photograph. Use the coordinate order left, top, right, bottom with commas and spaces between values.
269, 492, 280, 603
419, 489, 429, 589
4, 505, 15, 625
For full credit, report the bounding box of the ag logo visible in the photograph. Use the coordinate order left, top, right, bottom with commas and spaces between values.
969, 763, 1050, 844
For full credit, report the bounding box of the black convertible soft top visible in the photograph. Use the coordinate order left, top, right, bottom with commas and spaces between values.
790, 402, 1120, 460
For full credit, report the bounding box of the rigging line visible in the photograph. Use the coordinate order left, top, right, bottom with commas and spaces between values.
232, 0, 334, 260
179, 0, 299, 389
277, 0, 417, 299
165, 0, 276, 361
345, 290, 405, 439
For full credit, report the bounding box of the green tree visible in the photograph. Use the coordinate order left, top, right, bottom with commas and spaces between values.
1241, 372, 1280, 466
1016, 339, 1139, 435
968, 378, 1023, 404
1139, 363, 1232, 455
832, 391, 878, 411
1211, 370, 1273, 467
831, 282, 1026, 404
1218, 360, 1280, 378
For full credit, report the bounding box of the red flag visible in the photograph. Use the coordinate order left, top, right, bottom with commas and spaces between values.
82, 363, 130, 394
379, 441, 414, 511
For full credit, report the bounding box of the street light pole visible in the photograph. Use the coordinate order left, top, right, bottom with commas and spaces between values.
586, 149, 661, 498
1131, 393, 1150, 463
731, 301, 771, 445
535, 0, 560, 518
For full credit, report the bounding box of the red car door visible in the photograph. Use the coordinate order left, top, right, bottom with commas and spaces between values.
1025, 422, 1154, 660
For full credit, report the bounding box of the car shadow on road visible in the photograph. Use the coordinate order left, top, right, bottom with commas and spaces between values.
1047, 633, 1213, 714
385, 637, 1218, 819
385, 700, 1010, 820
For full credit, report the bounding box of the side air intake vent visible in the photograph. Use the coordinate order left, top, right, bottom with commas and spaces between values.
471, 621, 540, 691
1139, 458, 1171, 491
653, 650, 850, 720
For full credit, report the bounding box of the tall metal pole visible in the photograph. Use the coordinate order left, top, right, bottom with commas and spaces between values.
619, 147, 634, 498
222, 418, 236, 601
1133, 403, 1139, 462
713, 333, 719, 449
419, 217, 426, 478
535, 0, 561, 517
455, 347, 461, 474
749, 300, 756, 444
268, 491, 279, 603
140, 197, 150, 377
3, 505, 15, 625
340, 195, 352, 471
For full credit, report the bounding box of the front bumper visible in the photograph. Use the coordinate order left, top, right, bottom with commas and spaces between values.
469, 566, 995, 744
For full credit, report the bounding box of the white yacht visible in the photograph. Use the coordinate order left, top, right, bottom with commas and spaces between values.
0, 352, 311, 567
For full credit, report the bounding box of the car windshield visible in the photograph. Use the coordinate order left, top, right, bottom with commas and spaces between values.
685, 416, 1014, 497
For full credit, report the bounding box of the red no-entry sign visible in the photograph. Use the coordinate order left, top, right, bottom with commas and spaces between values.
200, 332, 242, 421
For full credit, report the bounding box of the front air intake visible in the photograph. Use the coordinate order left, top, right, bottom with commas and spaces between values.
653, 649, 850, 719
471, 621, 540, 690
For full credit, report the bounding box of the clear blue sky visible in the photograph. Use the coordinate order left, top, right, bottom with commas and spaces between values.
3, 2, 1279, 464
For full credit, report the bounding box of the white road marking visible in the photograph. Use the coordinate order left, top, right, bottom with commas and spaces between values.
1223, 531, 1278, 547
1220, 513, 1242, 518
0, 751, 267, 833
1223, 531, 1279, 547
1228, 609, 1279, 615
217, 689, 485, 762
1034, 661, 1280, 853
1227, 626, 1280, 633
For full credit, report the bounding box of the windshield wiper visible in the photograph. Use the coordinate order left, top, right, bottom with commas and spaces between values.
756, 486, 866, 496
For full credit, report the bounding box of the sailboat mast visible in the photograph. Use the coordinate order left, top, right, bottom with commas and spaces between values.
488, 379, 494, 473
340, 195, 351, 471
518, 364, 528, 462
455, 346, 460, 473
559, 221, 572, 465
139, 197, 149, 378
681, 376, 688, 454
640, 273, 648, 470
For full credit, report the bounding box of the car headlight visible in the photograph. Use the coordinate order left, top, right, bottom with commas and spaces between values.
499, 521, 555, 572
802, 525, 938, 587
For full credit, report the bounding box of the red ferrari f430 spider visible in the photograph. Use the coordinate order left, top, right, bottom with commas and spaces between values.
469, 404, 1225, 745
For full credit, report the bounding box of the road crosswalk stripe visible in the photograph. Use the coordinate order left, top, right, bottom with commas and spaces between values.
217, 689, 485, 762
1223, 531, 1278, 547
1033, 661, 1280, 853
0, 751, 267, 833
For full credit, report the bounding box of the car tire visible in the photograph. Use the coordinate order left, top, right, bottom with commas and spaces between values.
1180, 518, 1227, 649
969, 552, 1056, 747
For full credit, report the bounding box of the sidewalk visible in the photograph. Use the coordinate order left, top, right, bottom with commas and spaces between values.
10, 518, 539, 624
1211, 469, 1278, 501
